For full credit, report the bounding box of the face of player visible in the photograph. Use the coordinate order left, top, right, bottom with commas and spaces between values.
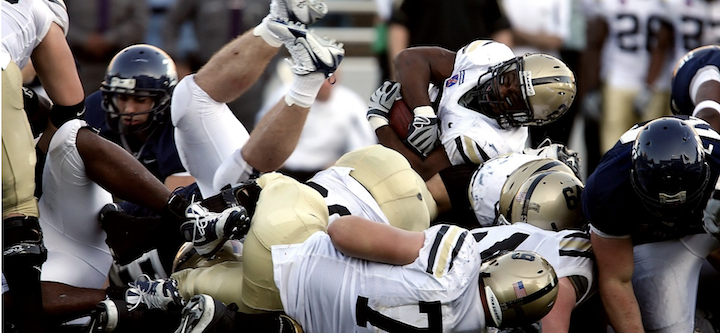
114, 94, 154, 127
486, 70, 525, 116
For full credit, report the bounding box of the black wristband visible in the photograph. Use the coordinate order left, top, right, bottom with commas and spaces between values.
50, 100, 85, 128
161, 194, 190, 222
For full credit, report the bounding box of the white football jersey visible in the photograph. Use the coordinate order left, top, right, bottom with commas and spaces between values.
307, 166, 389, 225
272, 225, 486, 333
661, 0, 717, 62
471, 223, 594, 305
438, 40, 528, 166
1, 0, 56, 69
500, 0, 571, 57
469, 154, 543, 227
595, 0, 667, 89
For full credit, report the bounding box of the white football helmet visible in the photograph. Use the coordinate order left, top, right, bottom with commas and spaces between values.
481, 250, 559, 328
497, 158, 575, 222
508, 170, 585, 231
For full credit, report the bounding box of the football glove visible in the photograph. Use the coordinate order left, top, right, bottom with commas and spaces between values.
367, 80, 401, 130
581, 90, 602, 122
523, 138, 583, 180
703, 192, 720, 242
633, 85, 654, 117
406, 106, 439, 157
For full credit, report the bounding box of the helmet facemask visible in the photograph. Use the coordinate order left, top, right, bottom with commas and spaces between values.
461, 54, 576, 130
102, 89, 170, 135
459, 56, 533, 129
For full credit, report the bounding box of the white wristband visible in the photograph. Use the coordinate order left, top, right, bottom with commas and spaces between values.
368, 116, 389, 131
693, 100, 720, 118
413, 105, 435, 117
690, 65, 720, 105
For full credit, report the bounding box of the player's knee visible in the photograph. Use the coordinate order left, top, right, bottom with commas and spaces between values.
3, 215, 47, 273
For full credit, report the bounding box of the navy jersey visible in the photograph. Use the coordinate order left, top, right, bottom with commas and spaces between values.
671, 46, 720, 115
583, 116, 720, 244
84, 90, 186, 182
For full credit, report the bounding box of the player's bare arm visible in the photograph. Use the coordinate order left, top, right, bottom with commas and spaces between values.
540, 277, 577, 333
591, 232, 645, 333
328, 215, 425, 265
31, 23, 84, 107
393, 47, 456, 109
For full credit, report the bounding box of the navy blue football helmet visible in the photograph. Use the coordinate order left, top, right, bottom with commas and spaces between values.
101, 44, 178, 134
630, 117, 710, 219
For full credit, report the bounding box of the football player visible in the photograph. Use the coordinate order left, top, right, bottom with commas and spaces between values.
83, 44, 194, 190
471, 222, 594, 333
13, 86, 209, 329
174, 194, 560, 333
374, 40, 576, 168
2, 0, 85, 331
581, 0, 672, 154
585, 116, 720, 332
671, 45, 720, 131
477, 154, 584, 230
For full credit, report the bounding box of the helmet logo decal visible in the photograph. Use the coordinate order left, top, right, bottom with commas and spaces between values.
521, 71, 535, 97
513, 281, 527, 297
110, 77, 136, 89
511, 252, 536, 261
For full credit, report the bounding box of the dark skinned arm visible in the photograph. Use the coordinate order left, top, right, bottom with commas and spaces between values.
645, 21, 674, 88
375, 126, 450, 181
393, 47, 456, 110
76, 128, 171, 213
579, 16, 608, 99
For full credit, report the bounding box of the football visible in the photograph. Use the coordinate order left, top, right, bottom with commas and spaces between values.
389, 98, 413, 139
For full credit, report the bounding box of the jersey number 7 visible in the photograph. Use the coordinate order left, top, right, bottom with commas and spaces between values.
356, 296, 443, 332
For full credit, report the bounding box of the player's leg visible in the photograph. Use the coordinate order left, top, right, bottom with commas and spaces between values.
600, 85, 635, 152
644, 90, 672, 121
240, 173, 329, 313
632, 234, 719, 332
2, 61, 45, 333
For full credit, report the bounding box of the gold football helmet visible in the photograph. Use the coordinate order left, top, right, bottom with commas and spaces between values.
497, 158, 575, 222
521, 54, 577, 126
460, 53, 576, 129
481, 250, 559, 328
508, 171, 584, 231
